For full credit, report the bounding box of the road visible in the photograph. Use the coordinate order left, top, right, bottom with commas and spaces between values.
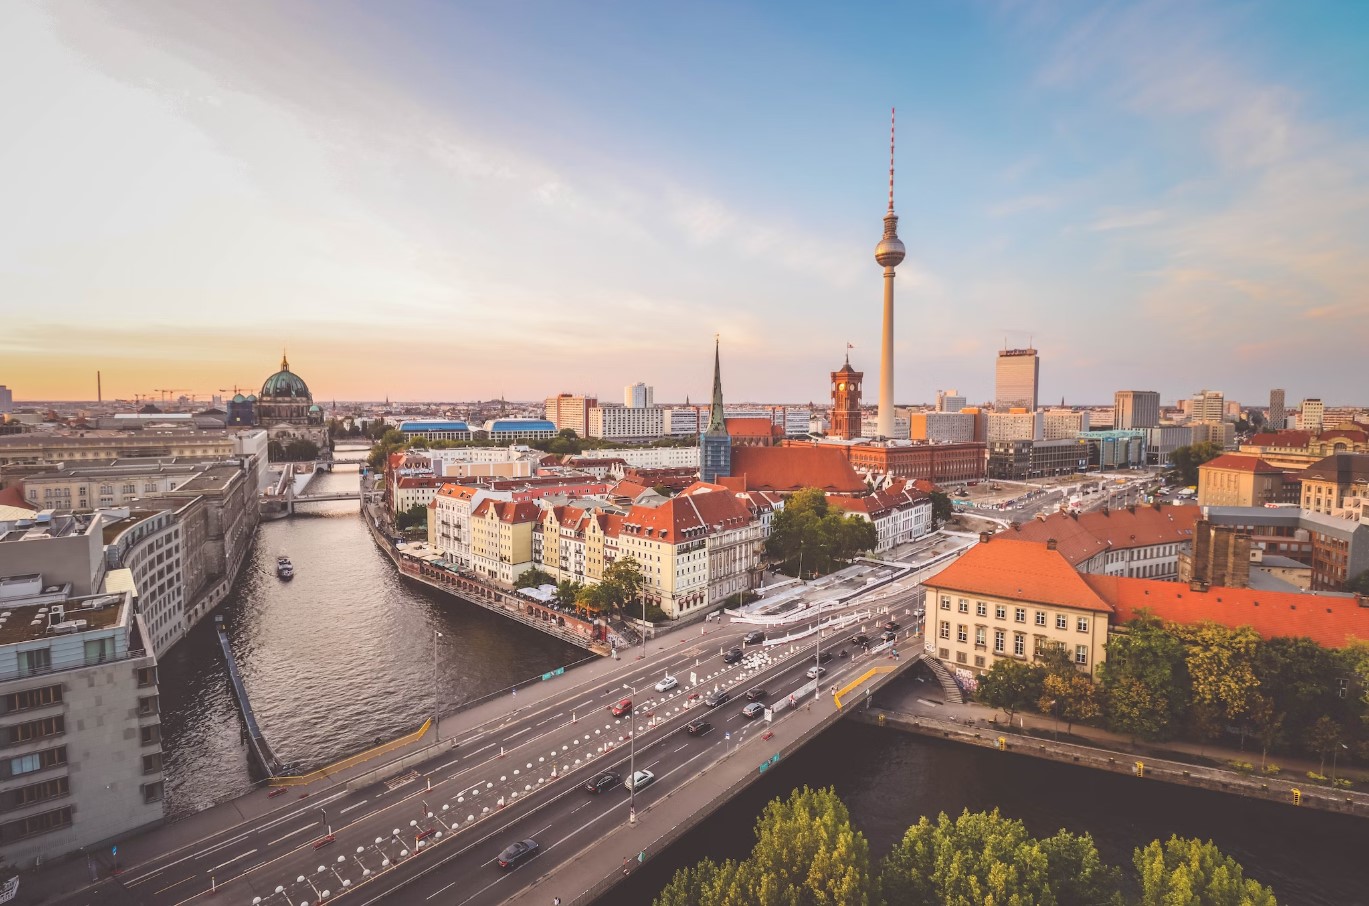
82, 569, 928, 906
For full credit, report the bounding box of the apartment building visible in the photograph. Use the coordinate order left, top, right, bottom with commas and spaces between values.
587, 405, 665, 441
1042, 409, 1089, 440
995, 348, 1039, 411
1114, 391, 1160, 430
1197, 454, 1296, 507
1299, 453, 1369, 520
826, 483, 933, 552
544, 395, 597, 435
1300, 398, 1325, 433
1008, 503, 1200, 580
986, 410, 1043, 443
469, 499, 541, 585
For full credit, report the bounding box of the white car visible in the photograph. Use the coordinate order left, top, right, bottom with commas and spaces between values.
625, 769, 655, 791
654, 676, 678, 693
806, 665, 827, 679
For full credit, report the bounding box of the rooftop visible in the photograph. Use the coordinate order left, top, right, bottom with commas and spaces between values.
1201, 453, 1284, 474
164, 463, 242, 493
924, 537, 1115, 613
1008, 504, 1199, 565
101, 510, 161, 544
725, 446, 866, 494
0, 591, 126, 646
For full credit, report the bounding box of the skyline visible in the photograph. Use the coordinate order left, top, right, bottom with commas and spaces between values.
4, 1, 1369, 406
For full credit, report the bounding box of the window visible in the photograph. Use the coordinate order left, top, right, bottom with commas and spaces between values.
141, 781, 164, 804
939, 621, 950, 640
1077, 617, 1090, 633
4, 747, 65, 779
1, 777, 69, 813
995, 604, 1006, 620
1075, 645, 1089, 666
5, 716, 64, 746
1014, 608, 1026, 624
0, 805, 73, 842
138, 695, 159, 717
17, 649, 51, 676
84, 638, 113, 665
3, 685, 62, 713
974, 655, 985, 668
1056, 614, 1068, 630
955, 651, 967, 664
139, 724, 161, 747
956, 625, 967, 643
1013, 633, 1026, 657
976, 601, 987, 617
974, 627, 986, 648
994, 629, 1005, 653
1035, 611, 1047, 627
142, 752, 163, 775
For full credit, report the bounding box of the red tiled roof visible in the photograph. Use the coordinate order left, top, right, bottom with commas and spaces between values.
1201, 453, 1282, 474
924, 538, 1114, 613
1249, 431, 1310, 448
828, 485, 929, 518
1009, 504, 1199, 566
725, 417, 779, 438
619, 485, 752, 544
0, 485, 36, 511
1084, 574, 1369, 649
472, 499, 540, 523
609, 479, 651, 500
727, 446, 866, 494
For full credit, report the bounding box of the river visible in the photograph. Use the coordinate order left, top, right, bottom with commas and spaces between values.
157, 456, 1363, 902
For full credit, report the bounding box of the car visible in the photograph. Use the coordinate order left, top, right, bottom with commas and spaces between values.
817, 650, 833, 664
884, 621, 901, 632
654, 675, 678, 693
723, 647, 744, 664
743, 630, 766, 645
705, 689, 731, 707
806, 665, 827, 679
497, 838, 539, 869
685, 719, 713, 736
624, 769, 655, 791
584, 771, 621, 794
746, 687, 768, 701
611, 697, 632, 717
882, 630, 897, 643
741, 702, 765, 719
850, 633, 870, 646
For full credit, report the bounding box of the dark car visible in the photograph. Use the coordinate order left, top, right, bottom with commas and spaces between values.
882, 630, 897, 643
850, 633, 870, 646
746, 687, 768, 702
584, 771, 620, 794
743, 630, 766, 645
685, 719, 713, 736
884, 621, 901, 632
722, 647, 744, 664
497, 838, 539, 869
817, 650, 833, 664
741, 702, 765, 720
705, 689, 731, 708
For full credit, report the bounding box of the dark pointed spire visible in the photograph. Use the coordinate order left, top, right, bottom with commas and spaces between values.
706, 335, 726, 435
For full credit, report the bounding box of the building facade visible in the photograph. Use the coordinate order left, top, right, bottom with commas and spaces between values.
1042, 409, 1089, 440
994, 348, 1039, 411
987, 410, 1043, 443
1268, 389, 1286, 429
936, 390, 966, 413
624, 383, 654, 408
544, 395, 597, 436
1190, 390, 1226, 424
1114, 391, 1160, 430
587, 406, 664, 441
829, 359, 864, 440
1300, 398, 1325, 433
1197, 454, 1295, 507
1299, 453, 1369, 521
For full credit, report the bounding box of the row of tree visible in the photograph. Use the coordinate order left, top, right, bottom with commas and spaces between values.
513, 558, 665, 621
978, 616, 1369, 769
764, 488, 879, 578
654, 787, 1277, 905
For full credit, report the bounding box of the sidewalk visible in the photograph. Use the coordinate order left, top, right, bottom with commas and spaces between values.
32, 618, 740, 906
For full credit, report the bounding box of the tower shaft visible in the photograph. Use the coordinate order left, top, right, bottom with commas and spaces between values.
878, 268, 895, 437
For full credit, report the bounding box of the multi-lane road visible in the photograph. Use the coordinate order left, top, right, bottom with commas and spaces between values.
85, 573, 928, 906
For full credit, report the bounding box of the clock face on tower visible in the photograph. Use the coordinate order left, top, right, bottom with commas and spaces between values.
839, 383, 847, 391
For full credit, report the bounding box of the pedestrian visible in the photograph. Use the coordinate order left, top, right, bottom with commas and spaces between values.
554, 898, 562, 906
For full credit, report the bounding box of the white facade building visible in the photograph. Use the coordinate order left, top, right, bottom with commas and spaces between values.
663, 408, 700, 436
587, 405, 665, 441
1042, 408, 1090, 440
986, 410, 1044, 443
624, 383, 654, 408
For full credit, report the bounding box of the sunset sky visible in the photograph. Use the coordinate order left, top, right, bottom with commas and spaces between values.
4, 1, 1368, 407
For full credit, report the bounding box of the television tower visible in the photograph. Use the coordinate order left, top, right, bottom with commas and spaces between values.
874, 107, 905, 439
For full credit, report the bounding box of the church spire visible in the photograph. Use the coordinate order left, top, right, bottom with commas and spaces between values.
281, 349, 290, 372
705, 335, 726, 435
699, 336, 732, 483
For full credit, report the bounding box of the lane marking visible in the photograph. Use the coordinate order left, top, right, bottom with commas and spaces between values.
209, 848, 258, 873
340, 799, 370, 814
266, 822, 318, 846
153, 876, 195, 895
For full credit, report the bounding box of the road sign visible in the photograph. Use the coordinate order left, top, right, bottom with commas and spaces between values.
111, 846, 117, 857
725, 732, 731, 741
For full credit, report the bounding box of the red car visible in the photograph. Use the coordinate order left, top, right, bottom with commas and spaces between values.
611, 698, 632, 717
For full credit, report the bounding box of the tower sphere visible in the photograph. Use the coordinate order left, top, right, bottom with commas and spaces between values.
875, 223, 905, 267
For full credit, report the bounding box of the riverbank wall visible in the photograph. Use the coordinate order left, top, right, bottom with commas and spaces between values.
856, 707, 1369, 818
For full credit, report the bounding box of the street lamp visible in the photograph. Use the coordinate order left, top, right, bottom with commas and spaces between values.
638, 588, 647, 661
623, 682, 637, 826
1332, 743, 1349, 783
433, 629, 443, 742
318, 807, 331, 838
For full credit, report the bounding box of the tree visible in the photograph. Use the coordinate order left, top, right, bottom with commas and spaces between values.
1040, 670, 1101, 736
554, 579, 582, 608
1098, 616, 1191, 741
1253, 635, 1349, 744
1170, 441, 1225, 486
1038, 828, 1125, 906
929, 490, 953, 526
1246, 694, 1284, 770
1171, 622, 1261, 736
1133, 836, 1277, 906
513, 568, 555, 590
764, 489, 877, 578
395, 504, 427, 531
1306, 715, 1343, 774
976, 658, 1046, 724
366, 428, 408, 469
575, 582, 610, 618
602, 557, 645, 614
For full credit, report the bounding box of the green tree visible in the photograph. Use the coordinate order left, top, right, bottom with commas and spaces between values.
1253, 636, 1349, 744
575, 582, 610, 618
1246, 694, 1284, 770
366, 428, 409, 469
1038, 829, 1125, 906
395, 504, 427, 531
977, 658, 1046, 724
1040, 670, 1101, 735
1170, 441, 1225, 486
763, 488, 877, 577
513, 568, 555, 590
929, 490, 953, 526
1133, 836, 1277, 906
1306, 715, 1343, 774
1098, 616, 1191, 741
1171, 622, 1261, 730
1347, 569, 1369, 595
554, 579, 582, 608
654, 858, 741, 906
602, 557, 646, 614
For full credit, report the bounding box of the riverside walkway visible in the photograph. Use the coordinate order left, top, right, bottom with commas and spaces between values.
214, 615, 285, 776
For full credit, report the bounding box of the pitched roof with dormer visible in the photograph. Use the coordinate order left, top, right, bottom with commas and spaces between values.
1084, 574, 1369, 649
1201, 453, 1283, 474
1248, 431, 1311, 448
472, 499, 540, 524
924, 538, 1115, 613
1008, 504, 1200, 566
618, 484, 753, 544
726, 446, 866, 494
1300, 452, 1369, 484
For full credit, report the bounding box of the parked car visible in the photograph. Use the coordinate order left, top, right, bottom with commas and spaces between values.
743, 630, 766, 645
817, 650, 833, 664
625, 769, 655, 791
497, 838, 539, 869
685, 719, 713, 736
884, 620, 901, 632
746, 687, 768, 701
806, 665, 827, 679
850, 633, 870, 646
741, 702, 765, 720
705, 689, 731, 708
723, 647, 744, 664
654, 675, 678, 693
611, 698, 632, 717
584, 771, 621, 794
882, 630, 897, 643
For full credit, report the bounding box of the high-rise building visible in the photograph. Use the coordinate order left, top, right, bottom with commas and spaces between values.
830, 355, 864, 440
874, 109, 906, 438
624, 383, 653, 408
1190, 389, 1225, 423
936, 389, 966, 413
1114, 390, 1160, 429
995, 348, 1040, 411
1268, 389, 1286, 429
544, 394, 597, 436
0, 385, 11, 413
1300, 398, 1325, 433
1042, 408, 1090, 440
700, 339, 732, 483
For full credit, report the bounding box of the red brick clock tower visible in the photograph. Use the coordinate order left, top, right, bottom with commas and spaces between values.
830, 355, 864, 440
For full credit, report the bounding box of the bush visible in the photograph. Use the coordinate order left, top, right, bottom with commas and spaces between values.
1332, 778, 1353, 789
1227, 760, 1254, 774
1306, 771, 1328, 783
1260, 763, 1281, 775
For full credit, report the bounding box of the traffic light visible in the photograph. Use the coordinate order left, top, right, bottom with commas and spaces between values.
1292, 788, 1301, 806
1135, 761, 1144, 778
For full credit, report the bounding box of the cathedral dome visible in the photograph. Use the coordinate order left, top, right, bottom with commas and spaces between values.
261, 355, 311, 399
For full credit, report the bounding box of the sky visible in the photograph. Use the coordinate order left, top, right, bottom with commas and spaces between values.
3, 1, 1368, 408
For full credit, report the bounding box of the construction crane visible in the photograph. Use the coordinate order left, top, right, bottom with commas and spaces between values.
153, 388, 189, 402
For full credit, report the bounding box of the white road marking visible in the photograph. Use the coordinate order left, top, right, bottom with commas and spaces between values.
340, 799, 370, 814
266, 822, 318, 846
209, 848, 258, 873
153, 876, 195, 895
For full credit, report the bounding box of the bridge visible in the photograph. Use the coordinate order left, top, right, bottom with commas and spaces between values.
80, 557, 957, 906
292, 491, 361, 504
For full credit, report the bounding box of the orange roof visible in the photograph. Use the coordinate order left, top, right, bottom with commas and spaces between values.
1085, 574, 1369, 649
1009, 504, 1199, 566
609, 479, 651, 499
1249, 431, 1310, 448
437, 483, 480, 501
0, 485, 36, 511
619, 485, 753, 544
472, 499, 540, 523
727, 446, 865, 494
1201, 453, 1282, 474
924, 538, 1114, 613
725, 417, 779, 438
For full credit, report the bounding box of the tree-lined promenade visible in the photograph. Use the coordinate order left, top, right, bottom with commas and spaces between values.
978, 615, 1369, 785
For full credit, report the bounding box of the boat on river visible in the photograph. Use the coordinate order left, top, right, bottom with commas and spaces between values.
276, 555, 294, 580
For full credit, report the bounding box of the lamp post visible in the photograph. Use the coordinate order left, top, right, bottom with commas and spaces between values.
318, 807, 331, 839
1332, 743, 1349, 783
623, 682, 637, 825
433, 630, 443, 742
638, 588, 646, 661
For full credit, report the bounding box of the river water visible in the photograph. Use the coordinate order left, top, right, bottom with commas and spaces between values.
158, 456, 1363, 902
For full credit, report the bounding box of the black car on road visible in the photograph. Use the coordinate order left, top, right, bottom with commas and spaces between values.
884, 620, 901, 632
705, 689, 731, 707
850, 634, 870, 646
746, 687, 768, 701
685, 719, 713, 736
584, 771, 620, 794
497, 838, 539, 869
723, 647, 744, 664
743, 630, 766, 645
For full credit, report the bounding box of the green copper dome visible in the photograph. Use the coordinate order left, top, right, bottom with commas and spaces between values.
261, 354, 311, 399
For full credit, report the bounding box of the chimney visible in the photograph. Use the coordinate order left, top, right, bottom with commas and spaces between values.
1127, 504, 1136, 514
979, 531, 992, 544
1189, 579, 1209, 593
1046, 538, 1058, 551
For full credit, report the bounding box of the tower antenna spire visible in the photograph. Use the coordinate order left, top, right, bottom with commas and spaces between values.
888, 107, 896, 212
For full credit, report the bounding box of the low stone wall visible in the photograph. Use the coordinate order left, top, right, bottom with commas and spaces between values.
859, 709, 1368, 818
